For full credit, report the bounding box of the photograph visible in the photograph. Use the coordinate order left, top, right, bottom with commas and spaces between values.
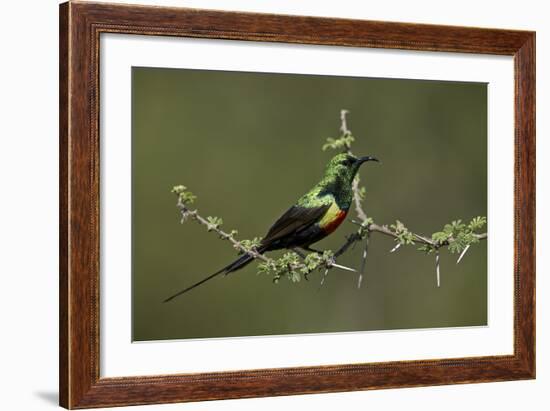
131, 67, 488, 342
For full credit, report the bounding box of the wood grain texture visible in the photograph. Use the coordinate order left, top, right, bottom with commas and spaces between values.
59, 1, 536, 408
514, 34, 536, 375
59, 2, 69, 407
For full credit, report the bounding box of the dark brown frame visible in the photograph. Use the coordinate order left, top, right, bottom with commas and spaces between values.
59, 1, 535, 409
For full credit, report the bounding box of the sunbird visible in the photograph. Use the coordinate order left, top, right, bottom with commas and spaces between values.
164, 152, 378, 302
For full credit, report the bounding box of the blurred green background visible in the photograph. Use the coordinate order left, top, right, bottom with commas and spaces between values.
132, 67, 487, 342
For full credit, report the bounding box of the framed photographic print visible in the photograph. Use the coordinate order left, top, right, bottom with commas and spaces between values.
59, 1, 535, 409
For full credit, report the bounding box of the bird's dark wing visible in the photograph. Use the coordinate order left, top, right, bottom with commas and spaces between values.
261, 204, 330, 245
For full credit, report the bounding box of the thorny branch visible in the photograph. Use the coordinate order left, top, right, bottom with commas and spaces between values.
173, 110, 487, 289
325, 109, 487, 287
173, 187, 358, 284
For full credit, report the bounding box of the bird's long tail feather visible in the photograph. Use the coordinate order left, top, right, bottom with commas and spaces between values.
163, 251, 259, 302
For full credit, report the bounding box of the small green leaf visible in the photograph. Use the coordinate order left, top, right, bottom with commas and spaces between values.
206, 216, 223, 231
390, 220, 415, 245
240, 237, 263, 253
171, 185, 197, 204
432, 231, 450, 243
418, 244, 435, 254
468, 216, 487, 231
322, 134, 355, 151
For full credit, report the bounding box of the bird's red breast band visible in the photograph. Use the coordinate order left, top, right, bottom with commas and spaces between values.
320, 209, 348, 234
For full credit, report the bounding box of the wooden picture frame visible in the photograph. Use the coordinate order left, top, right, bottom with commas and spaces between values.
59, 1, 535, 408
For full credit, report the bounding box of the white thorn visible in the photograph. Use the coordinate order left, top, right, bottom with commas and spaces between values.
359, 240, 368, 288
320, 268, 330, 287
456, 244, 471, 264
435, 251, 441, 288
390, 243, 401, 253
331, 262, 357, 273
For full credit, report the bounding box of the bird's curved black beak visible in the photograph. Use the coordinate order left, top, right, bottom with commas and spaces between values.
358, 156, 379, 164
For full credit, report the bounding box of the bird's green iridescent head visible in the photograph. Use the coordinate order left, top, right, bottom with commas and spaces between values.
323, 153, 379, 183
309, 152, 379, 209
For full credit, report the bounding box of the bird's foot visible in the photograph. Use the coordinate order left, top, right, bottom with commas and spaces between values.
292, 248, 307, 259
